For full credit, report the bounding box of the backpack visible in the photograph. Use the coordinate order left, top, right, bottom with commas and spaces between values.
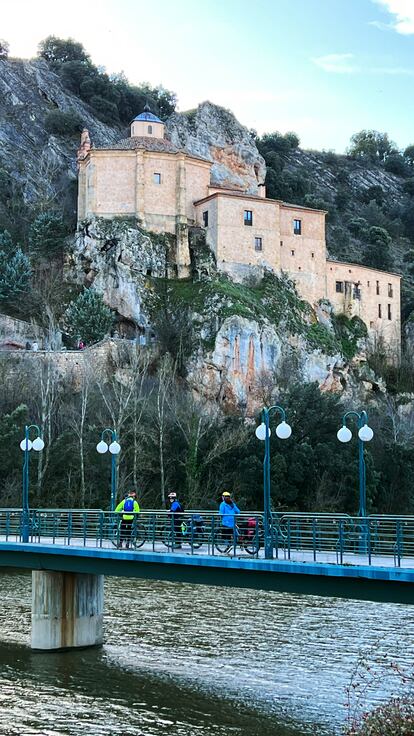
123, 498, 134, 513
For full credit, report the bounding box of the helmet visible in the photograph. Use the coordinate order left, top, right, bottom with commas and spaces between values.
168, 492, 177, 499
222, 491, 231, 497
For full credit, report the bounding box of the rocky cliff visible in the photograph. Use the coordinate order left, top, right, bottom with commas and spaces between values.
167, 102, 266, 194
0, 58, 120, 227
0, 55, 405, 412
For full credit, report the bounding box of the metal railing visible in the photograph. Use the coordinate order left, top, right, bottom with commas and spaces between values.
0, 509, 413, 566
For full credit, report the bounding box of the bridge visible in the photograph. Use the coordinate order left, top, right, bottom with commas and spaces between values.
1, 509, 413, 651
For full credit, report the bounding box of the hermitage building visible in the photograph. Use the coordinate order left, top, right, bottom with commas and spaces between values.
77, 108, 401, 351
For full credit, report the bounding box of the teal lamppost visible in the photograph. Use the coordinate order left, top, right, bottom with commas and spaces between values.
337, 410, 374, 553
96, 429, 121, 511
19, 425, 45, 543
255, 406, 292, 559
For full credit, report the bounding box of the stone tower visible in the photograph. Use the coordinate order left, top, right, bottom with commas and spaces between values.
130, 104, 165, 138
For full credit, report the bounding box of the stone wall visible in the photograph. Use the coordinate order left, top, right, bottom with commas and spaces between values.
327, 261, 401, 352
0, 313, 47, 349
78, 149, 211, 229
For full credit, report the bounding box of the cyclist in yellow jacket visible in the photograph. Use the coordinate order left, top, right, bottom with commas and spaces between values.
115, 490, 140, 548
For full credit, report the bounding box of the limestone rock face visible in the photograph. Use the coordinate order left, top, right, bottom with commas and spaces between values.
67, 219, 169, 325
188, 315, 346, 411
166, 101, 266, 194
0, 58, 120, 210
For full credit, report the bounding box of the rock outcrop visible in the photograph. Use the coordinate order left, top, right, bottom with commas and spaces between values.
167, 101, 266, 194
67, 218, 171, 327
0, 58, 120, 213
188, 315, 350, 411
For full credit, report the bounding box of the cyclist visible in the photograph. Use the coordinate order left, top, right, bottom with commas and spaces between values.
115, 490, 140, 548
219, 491, 240, 545
167, 492, 184, 548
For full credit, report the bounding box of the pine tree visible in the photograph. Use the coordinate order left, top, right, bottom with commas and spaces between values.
0, 248, 32, 304
0, 230, 15, 254
65, 289, 114, 344
28, 212, 68, 254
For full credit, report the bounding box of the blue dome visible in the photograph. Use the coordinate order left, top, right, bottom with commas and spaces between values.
133, 109, 163, 123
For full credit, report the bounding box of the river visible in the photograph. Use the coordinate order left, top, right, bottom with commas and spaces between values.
0, 571, 412, 735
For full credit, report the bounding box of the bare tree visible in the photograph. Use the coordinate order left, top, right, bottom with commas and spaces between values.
66, 359, 95, 507
170, 386, 248, 506
96, 342, 152, 498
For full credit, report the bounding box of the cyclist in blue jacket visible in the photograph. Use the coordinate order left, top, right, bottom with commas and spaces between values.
219, 491, 240, 542
168, 492, 184, 548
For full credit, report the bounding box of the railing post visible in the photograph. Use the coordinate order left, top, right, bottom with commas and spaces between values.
287, 520, 291, 560
312, 518, 317, 562
365, 519, 371, 565
396, 520, 403, 567
339, 520, 344, 565
67, 512, 72, 546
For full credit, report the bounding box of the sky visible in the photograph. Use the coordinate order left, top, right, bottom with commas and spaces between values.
2, 0, 414, 152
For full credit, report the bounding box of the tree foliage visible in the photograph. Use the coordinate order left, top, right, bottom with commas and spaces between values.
65, 289, 115, 344
45, 110, 83, 136
0, 248, 32, 304
363, 226, 393, 271
348, 130, 396, 162
37, 36, 177, 126
0, 39, 9, 59
28, 211, 68, 254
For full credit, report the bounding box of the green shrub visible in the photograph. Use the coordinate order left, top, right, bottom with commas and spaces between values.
65, 288, 115, 344
45, 110, 83, 136
28, 212, 68, 254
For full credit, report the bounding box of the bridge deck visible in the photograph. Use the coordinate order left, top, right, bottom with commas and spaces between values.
1, 540, 413, 604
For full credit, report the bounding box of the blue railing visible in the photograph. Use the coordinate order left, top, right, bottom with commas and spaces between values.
0, 509, 413, 566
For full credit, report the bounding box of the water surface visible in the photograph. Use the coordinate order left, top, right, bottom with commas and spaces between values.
0, 571, 411, 735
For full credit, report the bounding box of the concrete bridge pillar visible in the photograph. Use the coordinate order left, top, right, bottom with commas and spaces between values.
31, 570, 104, 650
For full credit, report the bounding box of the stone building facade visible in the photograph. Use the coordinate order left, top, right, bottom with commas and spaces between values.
77, 109, 401, 351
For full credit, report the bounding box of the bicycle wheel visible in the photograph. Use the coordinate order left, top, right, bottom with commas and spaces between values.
130, 523, 146, 549
242, 536, 260, 555
214, 530, 234, 553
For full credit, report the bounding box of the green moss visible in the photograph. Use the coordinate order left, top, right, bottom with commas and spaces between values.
333, 313, 368, 359
306, 323, 340, 353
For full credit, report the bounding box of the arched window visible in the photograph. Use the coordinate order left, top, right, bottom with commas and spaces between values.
148, 125, 153, 134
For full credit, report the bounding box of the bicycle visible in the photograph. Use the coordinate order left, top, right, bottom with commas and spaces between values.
214, 518, 261, 556
162, 514, 205, 550
110, 515, 146, 550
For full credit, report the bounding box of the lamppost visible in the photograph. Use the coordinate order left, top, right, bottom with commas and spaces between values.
336, 410, 374, 518
19, 425, 45, 543
96, 429, 121, 511
255, 406, 292, 559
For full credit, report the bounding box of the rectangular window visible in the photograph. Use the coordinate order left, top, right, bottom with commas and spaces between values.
153, 172, 161, 184
388, 304, 392, 320
367, 281, 370, 287
244, 210, 253, 226
280, 240, 283, 246
376, 280, 380, 295
336, 281, 344, 293
293, 218, 302, 235
311, 252, 315, 258
148, 125, 153, 134
202, 211, 209, 227
254, 237, 263, 252
370, 321, 374, 328
378, 304, 382, 318
291, 249, 295, 256
388, 283, 393, 298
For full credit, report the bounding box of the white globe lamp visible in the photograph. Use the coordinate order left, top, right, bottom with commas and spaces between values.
276, 421, 292, 440
337, 426, 352, 443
